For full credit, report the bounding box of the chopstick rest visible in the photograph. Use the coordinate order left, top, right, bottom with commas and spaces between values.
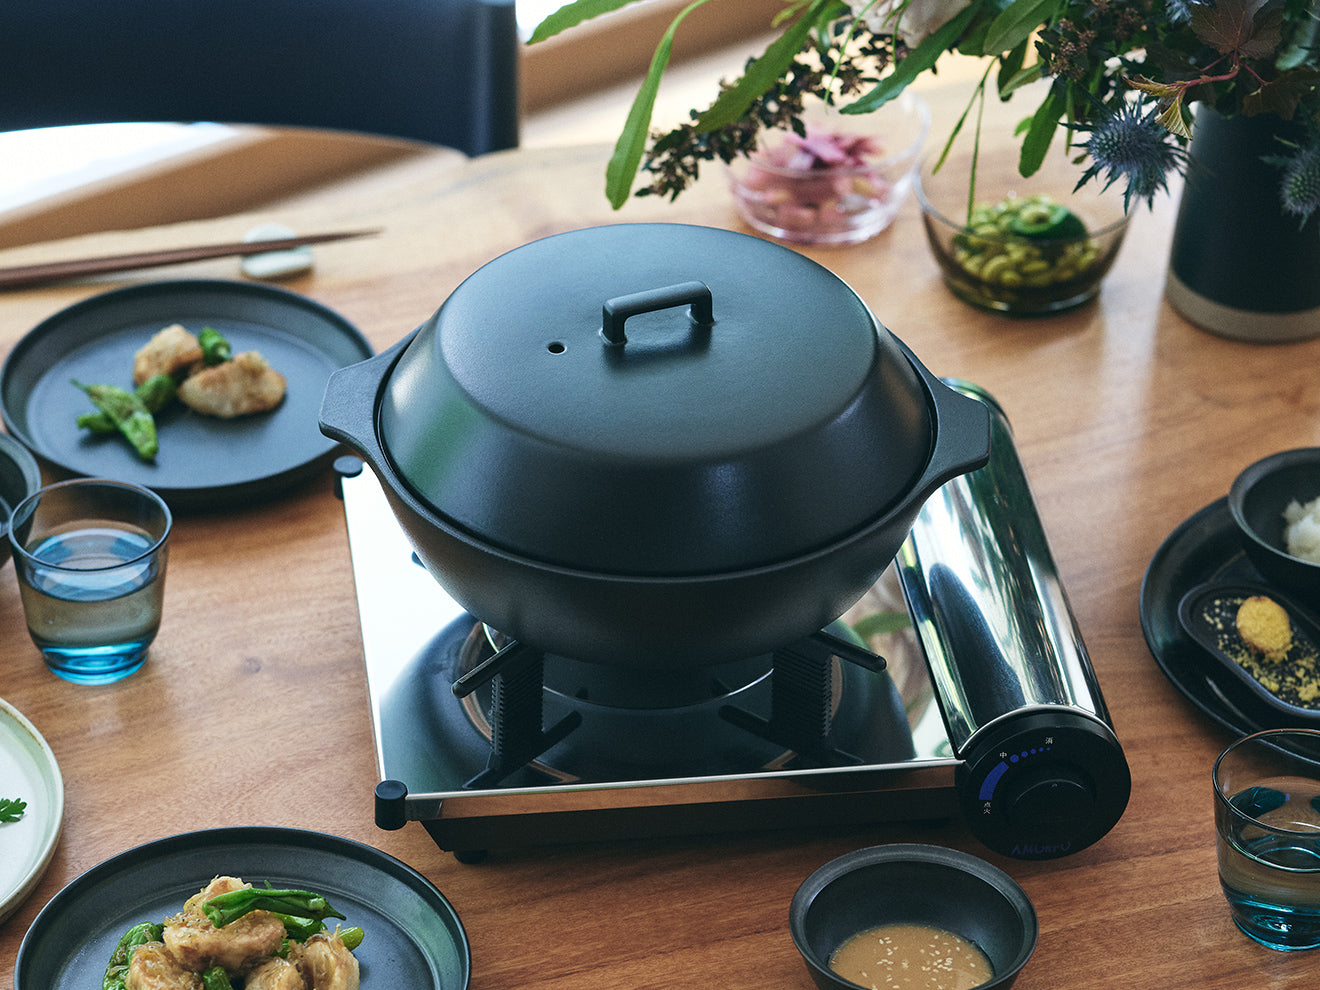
0, 228, 377, 291
240, 222, 316, 281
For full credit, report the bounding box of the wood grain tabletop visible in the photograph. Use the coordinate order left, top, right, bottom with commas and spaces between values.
1, 88, 1317, 990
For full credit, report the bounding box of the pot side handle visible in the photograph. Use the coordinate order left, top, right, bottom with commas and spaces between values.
909, 367, 993, 502
318, 330, 417, 473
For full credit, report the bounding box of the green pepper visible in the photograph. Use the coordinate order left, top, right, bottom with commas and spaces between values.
76, 374, 177, 435
72, 380, 159, 460
200, 966, 234, 990
1008, 199, 1087, 239
339, 926, 365, 951
102, 921, 164, 990
198, 326, 232, 365
202, 886, 346, 938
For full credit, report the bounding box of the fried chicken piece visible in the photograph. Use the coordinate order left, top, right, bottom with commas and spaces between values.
246, 956, 309, 990
124, 941, 204, 990
1237, 595, 1293, 661
162, 876, 287, 974
176, 350, 287, 418
133, 324, 204, 386
292, 932, 361, 990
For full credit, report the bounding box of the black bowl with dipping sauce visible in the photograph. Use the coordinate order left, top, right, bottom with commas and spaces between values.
0, 432, 41, 570
1229, 448, 1320, 611
790, 844, 1038, 990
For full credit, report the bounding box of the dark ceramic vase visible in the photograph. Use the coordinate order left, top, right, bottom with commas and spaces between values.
1166, 107, 1320, 342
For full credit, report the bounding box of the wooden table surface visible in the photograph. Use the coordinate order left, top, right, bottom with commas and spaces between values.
1, 108, 1319, 990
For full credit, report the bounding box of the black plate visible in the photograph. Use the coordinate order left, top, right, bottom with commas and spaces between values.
1178, 581, 1320, 727
1140, 497, 1317, 736
0, 280, 372, 510
14, 826, 470, 989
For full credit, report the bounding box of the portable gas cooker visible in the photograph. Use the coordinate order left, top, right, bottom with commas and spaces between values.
334, 382, 1131, 862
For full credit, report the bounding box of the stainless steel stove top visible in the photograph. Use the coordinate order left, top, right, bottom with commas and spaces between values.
336, 461, 959, 858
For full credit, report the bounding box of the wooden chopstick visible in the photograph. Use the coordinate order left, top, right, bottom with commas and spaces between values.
0, 228, 381, 291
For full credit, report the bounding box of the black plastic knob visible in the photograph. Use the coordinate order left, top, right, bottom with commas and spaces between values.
955, 711, 1130, 860
1005, 764, 1095, 837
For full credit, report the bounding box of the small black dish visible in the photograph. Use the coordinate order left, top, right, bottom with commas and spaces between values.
1178, 581, 1320, 728
1229, 448, 1320, 612
0, 431, 41, 569
789, 843, 1037, 990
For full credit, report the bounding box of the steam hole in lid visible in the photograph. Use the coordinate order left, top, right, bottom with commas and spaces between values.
547, 341, 566, 353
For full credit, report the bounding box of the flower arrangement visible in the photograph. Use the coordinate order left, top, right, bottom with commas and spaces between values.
529, 0, 1320, 218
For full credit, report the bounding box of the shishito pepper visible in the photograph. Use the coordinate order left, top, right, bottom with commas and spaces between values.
76, 373, 177, 435
202, 885, 347, 937
102, 921, 164, 990
198, 325, 232, 365
72, 380, 159, 460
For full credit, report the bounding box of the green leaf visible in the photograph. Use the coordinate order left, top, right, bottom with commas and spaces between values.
527, 0, 643, 44
604, 2, 715, 208
844, 3, 982, 114
1018, 82, 1066, 176
0, 797, 26, 823
996, 37, 1027, 94
998, 59, 1044, 99
694, 0, 835, 131
982, 0, 1061, 56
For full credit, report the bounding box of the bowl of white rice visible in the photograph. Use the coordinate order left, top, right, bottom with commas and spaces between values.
1230, 447, 1320, 609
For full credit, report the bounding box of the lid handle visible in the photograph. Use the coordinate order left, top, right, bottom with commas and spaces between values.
601, 280, 713, 345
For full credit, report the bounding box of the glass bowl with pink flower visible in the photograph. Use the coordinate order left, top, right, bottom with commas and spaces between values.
726, 91, 930, 245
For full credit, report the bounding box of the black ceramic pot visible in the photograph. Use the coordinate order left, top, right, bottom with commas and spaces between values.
320, 223, 990, 668
1167, 107, 1320, 342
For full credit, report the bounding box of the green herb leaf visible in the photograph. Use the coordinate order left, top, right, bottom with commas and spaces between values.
694, 0, 835, 132
0, 797, 27, 823
844, 3, 981, 115
526, 0, 641, 44
1017, 81, 1066, 177
982, 0, 1061, 57
605, 0, 715, 208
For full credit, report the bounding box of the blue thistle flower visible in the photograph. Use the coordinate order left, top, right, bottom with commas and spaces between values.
1278, 144, 1320, 225
1074, 100, 1185, 210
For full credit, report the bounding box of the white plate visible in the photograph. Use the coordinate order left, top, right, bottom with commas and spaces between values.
0, 697, 64, 924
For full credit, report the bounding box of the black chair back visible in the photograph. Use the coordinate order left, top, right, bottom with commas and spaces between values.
0, 0, 519, 154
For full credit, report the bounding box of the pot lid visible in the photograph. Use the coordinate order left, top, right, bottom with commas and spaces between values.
378, 223, 934, 576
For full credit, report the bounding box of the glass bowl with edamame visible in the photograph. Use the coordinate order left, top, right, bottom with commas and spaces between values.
916, 145, 1131, 315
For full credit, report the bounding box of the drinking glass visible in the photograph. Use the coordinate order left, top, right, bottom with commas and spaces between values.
1214, 728, 1320, 950
8, 478, 171, 684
